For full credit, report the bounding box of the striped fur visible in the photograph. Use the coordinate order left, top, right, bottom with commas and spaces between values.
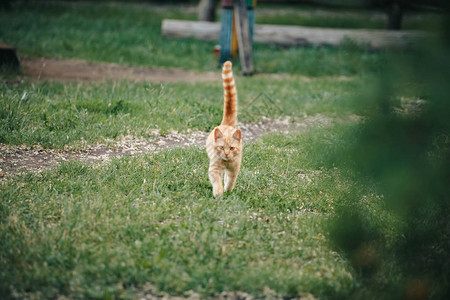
221, 61, 238, 127
205, 61, 243, 197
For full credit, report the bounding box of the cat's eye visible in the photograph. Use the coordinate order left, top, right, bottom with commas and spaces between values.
230, 147, 235, 151
218, 146, 224, 150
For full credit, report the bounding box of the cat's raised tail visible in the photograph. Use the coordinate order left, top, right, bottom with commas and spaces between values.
221, 61, 238, 127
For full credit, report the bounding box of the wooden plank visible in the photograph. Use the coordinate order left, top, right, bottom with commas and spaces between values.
233, 0, 253, 75
161, 19, 425, 49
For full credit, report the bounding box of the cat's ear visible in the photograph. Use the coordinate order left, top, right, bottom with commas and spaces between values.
232, 129, 241, 141
214, 128, 223, 140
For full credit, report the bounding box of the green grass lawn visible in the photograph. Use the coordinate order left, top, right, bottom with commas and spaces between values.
1, 126, 365, 299
0, 1, 387, 75
0, 77, 358, 149
255, 6, 441, 31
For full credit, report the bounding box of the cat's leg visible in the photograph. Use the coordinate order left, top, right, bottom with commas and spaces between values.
209, 165, 224, 197
224, 164, 240, 192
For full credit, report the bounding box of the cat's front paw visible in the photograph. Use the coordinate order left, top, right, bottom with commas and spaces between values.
213, 186, 223, 197
223, 186, 233, 193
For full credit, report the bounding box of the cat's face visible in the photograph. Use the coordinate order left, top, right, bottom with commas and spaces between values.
214, 128, 241, 161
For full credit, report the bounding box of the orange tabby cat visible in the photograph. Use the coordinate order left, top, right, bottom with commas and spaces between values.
205, 61, 243, 197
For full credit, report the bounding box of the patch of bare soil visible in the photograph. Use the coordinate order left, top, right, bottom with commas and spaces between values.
22, 58, 219, 83
0, 115, 333, 180
19, 58, 352, 84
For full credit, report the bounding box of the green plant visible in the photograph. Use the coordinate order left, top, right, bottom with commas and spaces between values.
328, 18, 450, 299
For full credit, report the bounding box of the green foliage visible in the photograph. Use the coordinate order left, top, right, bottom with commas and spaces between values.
328, 16, 450, 300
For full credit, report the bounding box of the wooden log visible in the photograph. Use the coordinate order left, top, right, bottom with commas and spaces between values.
233, 0, 254, 75
252, 24, 425, 48
162, 19, 220, 42
161, 19, 425, 48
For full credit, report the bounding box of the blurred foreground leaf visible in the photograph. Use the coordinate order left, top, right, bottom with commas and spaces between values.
329, 4, 450, 299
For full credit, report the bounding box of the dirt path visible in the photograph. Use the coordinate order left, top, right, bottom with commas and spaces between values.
22, 58, 220, 83
1, 58, 338, 179
20, 58, 353, 83
0, 115, 333, 180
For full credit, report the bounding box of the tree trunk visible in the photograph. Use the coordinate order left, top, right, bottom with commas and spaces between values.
198, 0, 217, 22
387, 2, 403, 30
